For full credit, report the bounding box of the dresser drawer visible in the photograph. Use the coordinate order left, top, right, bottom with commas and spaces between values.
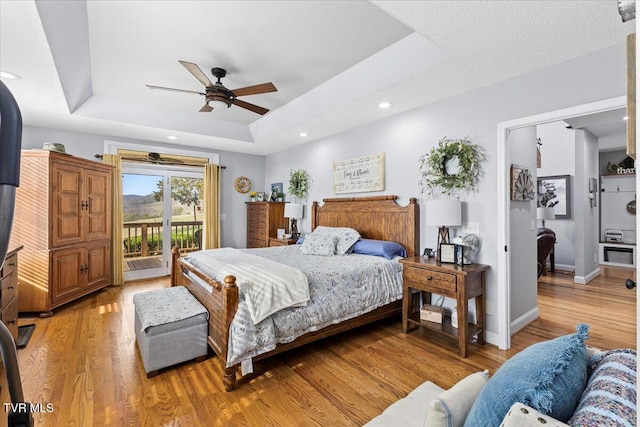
404, 267, 457, 295
1, 253, 17, 278
247, 237, 266, 248
1, 272, 18, 308
247, 204, 267, 216
1, 297, 18, 343
248, 217, 267, 230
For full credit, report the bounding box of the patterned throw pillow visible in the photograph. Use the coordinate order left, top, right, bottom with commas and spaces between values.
464, 324, 590, 426
568, 348, 636, 427
299, 232, 338, 256
311, 226, 361, 255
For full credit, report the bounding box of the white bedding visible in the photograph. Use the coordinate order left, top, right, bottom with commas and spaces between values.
185, 248, 310, 324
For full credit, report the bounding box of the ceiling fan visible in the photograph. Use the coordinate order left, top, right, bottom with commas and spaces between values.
146, 61, 277, 115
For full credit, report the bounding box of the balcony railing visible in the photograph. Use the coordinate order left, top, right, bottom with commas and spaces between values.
123, 221, 202, 258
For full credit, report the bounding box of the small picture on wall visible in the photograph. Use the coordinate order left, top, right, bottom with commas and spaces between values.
537, 175, 571, 219
270, 182, 283, 201
510, 164, 535, 201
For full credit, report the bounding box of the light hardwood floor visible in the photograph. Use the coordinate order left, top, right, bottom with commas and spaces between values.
0, 267, 635, 426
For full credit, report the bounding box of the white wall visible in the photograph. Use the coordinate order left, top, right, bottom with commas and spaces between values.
536, 121, 576, 269
265, 43, 627, 342
508, 126, 538, 328
21, 125, 265, 248
574, 129, 600, 283
599, 133, 627, 154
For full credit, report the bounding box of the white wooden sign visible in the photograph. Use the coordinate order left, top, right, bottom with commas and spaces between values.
333, 153, 385, 194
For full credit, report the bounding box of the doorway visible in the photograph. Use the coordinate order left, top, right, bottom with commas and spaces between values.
496, 96, 630, 349
122, 164, 203, 281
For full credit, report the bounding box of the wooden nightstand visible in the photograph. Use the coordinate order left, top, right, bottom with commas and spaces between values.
399, 256, 489, 358
268, 237, 298, 247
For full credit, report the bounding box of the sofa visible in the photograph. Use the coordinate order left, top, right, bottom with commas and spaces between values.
366, 324, 636, 427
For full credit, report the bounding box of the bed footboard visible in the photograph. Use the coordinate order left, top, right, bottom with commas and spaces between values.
171, 247, 240, 391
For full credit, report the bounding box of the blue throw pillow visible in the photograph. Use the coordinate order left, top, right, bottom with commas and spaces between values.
351, 239, 407, 259
464, 324, 590, 426
296, 236, 305, 244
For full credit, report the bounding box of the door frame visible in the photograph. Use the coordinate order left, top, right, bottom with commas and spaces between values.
496, 95, 627, 350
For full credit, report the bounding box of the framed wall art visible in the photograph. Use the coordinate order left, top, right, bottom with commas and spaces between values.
510, 164, 535, 201
537, 175, 571, 219
333, 153, 385, 194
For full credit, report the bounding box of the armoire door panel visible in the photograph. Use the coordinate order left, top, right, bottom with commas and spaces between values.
51, 163, 83, 248
85, 170, 111, 241
86, 241, 110, 290
51, 248, 84, 304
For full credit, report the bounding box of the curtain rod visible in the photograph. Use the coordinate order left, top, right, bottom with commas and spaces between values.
94, 154, 226, 169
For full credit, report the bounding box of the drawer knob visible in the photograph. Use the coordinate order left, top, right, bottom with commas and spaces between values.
8, 262, 15, 267
7, 285, 13, 290
427, 276, 433, 280
7, 318, 16, 325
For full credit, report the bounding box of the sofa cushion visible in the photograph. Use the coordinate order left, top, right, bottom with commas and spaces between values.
568, 348, 636, 427
464, 324, 590, 426
425, 371, 489, 427
364, 381, 444, 427
500, 403, 570, 427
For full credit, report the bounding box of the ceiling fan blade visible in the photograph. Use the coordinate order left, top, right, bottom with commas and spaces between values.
233, 99, 269, 115
199, 104, 213, 113
231, 82, 277, 97
146, 85, 204, 95
179, 60, 214, 88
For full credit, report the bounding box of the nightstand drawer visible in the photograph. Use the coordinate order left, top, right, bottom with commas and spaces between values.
1, 253, 17, 278
404, 268, 456, 295
1, 297, 18, 343
1, 272, 18, 308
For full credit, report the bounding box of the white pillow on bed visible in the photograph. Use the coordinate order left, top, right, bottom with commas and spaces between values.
311, 226, 361, 255
300, 232, 338, 255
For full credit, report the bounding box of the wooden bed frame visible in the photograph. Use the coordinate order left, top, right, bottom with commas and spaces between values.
171, 195, 419, 391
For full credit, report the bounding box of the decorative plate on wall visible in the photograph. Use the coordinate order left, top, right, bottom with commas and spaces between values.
234, 176, 252, 194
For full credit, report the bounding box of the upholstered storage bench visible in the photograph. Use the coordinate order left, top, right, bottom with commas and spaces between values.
133, 286, 209, 377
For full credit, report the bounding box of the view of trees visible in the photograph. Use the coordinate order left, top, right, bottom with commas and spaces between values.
153, 177, 204, 221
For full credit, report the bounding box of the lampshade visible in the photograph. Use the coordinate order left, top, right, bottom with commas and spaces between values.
284, 203, 304, 219
425, 200, 462, 227
536, 207, 556, 221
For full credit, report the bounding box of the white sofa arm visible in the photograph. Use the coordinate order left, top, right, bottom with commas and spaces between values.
500, 403, 570, 427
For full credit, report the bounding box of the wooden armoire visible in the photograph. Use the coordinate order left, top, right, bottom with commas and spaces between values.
10, 150, 113, 316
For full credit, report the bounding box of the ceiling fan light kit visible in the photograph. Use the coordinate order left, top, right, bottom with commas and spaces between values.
148, 60, 277, 115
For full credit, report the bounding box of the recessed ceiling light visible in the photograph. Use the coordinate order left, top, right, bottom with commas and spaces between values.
166, 135, 178, 140
0, 71, 21, 80
378, 101, 393, 109
299, 132, 309, 137
622, 116, 629, 121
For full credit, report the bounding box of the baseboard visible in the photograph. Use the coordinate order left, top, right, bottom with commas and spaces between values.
574, 268, 601, 284
485, 331, 499, 347
552, 263, 575, 272
510, 307, 540, 335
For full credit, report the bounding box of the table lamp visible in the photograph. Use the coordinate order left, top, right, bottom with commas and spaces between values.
425, 200, 462, 247
284, 203, 304, 239
536, 207, 555, 228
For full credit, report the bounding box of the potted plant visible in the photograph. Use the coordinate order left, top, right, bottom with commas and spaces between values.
288, 169, 311, 202
276, 192, 284, 202
249, 191, 258, 202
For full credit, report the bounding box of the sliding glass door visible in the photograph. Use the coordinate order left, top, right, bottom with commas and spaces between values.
122, 164, 203, 281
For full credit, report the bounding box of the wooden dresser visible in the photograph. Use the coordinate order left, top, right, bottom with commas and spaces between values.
246, 202, 288, 248
10, 150, 113, 316
1, 246, 22, 343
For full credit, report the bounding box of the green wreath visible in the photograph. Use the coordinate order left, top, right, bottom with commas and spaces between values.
288, 169, 311, 202
418, 136, 485, 197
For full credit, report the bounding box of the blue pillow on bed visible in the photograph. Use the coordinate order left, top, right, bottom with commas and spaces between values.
296, 237, 305, 244
351, 239, 407, 259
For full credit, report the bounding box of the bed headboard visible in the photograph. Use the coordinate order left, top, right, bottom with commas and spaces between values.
311, 195, 419, 258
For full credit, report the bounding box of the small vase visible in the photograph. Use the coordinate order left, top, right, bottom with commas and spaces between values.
251, 197, 257, 202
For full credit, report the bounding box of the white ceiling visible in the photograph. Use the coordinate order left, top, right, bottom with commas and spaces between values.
0, 1, 634, 156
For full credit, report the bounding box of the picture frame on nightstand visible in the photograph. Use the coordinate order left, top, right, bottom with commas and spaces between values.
438, 243, 459, 264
